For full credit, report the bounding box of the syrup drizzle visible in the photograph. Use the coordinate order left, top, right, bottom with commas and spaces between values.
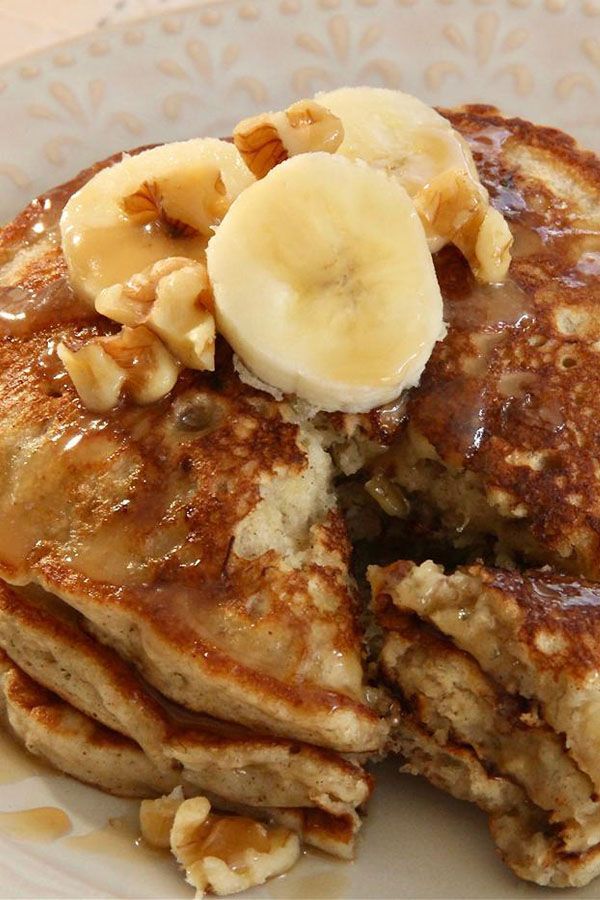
410, 114, 600, 463
528, 576, 600, 610
0, 191, 94, 340
64, 812, 165, 861
0, 273, 93, 340
0, 807, 72, 842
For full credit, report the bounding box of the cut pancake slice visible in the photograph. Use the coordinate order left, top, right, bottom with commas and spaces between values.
370, 560, 600, 887
0, 650, 361, 859
0, 580, 371, 843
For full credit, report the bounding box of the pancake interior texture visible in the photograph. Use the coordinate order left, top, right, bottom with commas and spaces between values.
370, 561, 600, 887
2, 103, 600, 890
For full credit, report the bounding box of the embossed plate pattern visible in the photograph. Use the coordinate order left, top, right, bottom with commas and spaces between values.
0, 1, 599, 897
0, 0, 599, 222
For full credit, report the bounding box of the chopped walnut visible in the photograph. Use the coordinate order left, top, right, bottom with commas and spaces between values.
234, 99, 344, 179
95, 257, 215, 371
413, 168, 513, 283
471, 204, 514, 284
57, 325, 180, 412
140, 787, 184, 849
141, 793, 300, 898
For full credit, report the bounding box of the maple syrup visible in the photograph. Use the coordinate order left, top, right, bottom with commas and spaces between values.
0, 806, 71, 842
64, 812, 166, 861
182, 814, 289, 872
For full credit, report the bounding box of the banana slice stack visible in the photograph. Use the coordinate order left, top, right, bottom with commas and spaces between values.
59, 87, 513, 414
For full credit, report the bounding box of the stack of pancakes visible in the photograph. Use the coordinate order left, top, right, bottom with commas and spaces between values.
367, 108, 600, 887
2, 103, 600, 888
0, 166, 387, 854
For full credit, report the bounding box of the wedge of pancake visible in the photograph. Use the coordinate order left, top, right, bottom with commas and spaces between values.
366, 105, 600, 578
0, 153, 386, 755
370, 560, 600, 886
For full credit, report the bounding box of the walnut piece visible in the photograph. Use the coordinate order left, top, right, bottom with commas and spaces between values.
365, 473, 410, 518
57, 325, 180, 413
95, 257, 215, 371
141, 792, 301, 898
233, 99, 344, 179
413, 167, 513, 283
140, 787, 184, 849
122, 167, 228, 238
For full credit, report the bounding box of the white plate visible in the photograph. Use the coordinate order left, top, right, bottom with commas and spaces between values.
1, 0, 599, 223
1, 1, 599, 897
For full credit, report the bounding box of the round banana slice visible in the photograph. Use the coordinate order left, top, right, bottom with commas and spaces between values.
207, 153, 444, 414
60, 139, 255, 305
316, 87, 512, 280
317, 87, 479, 210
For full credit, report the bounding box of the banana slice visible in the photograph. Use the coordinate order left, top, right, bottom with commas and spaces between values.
60, 139, 255, 305
207, 153, 444, 414
317, 86, 512, 280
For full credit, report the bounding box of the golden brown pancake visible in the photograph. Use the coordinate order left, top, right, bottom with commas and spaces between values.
0, 581, 371, 818
368, 105, 600, 578
363, 105, 600, 888
0, 649, 361, 858
3, 105, 600, 888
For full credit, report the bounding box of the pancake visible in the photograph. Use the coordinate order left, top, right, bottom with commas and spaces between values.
367, 105, 600, 578
371, 560, 600, 886
0, 156, 385, 754
0, 649, 175, 798
0, 581, 371, 816
0, 649, 360, 858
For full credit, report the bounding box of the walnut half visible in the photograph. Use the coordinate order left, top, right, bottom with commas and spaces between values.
233, 99, 344, 179
121, 166, 228, 238
57, 325, 180, 413
413, 167, 513, 283
95, 257, 215, 371
140, 791, 301, 898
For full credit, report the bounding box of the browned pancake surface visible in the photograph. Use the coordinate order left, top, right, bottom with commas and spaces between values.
373, 106, 600, 576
